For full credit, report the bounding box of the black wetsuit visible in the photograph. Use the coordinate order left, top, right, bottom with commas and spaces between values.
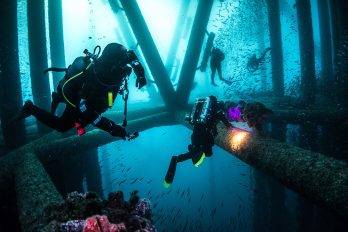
164, 110, 231, 184
28, 57, 129, 137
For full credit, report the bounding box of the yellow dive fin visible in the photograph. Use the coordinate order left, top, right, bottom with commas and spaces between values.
163, 181, 171, 189
194, 152, 206, 167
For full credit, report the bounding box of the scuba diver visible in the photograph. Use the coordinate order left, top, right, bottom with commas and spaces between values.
210, 47, 230, 86
14, 43, 146, 139
247, 47, 271, 72
163, 96, 232, 188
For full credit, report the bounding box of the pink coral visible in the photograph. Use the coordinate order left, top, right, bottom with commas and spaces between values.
109, 222, 126, 232
83, 215, 126, 232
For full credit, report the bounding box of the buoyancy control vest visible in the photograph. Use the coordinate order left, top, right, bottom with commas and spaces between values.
45, 44, 138, 127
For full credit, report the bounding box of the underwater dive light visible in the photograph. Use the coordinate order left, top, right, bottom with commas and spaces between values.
229, 129, 250, 152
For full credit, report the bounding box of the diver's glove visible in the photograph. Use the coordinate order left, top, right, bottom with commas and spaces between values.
126, 50, 146, 89
132, 61, 146, 89
136, 75, 146, 89
111, 124, 127, 140
126, 131, 139, 141
126, 50, 138, 62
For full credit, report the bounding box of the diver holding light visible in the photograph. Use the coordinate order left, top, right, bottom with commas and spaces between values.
163, 96, 232, 188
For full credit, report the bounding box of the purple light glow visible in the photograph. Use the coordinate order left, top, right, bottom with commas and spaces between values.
228, 107, 241, 121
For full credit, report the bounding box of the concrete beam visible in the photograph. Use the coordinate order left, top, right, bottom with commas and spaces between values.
15, 152, 63, 231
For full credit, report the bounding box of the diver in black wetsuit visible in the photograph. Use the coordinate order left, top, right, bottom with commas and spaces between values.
163, 96, 232, 188
210, 47, 230, 86
247, 47, 271, 71
15, 43, 146, 139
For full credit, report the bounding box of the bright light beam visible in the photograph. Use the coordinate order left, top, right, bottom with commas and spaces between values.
229, 129, 250, 152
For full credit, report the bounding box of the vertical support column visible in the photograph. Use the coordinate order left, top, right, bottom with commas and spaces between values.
85, 149, 103, 198
266, 0, 284, 101
108, 0, 160, 104
176, 0, 214, 107
295, 122, 318, 231
257, 1, 268, 91
252, 169, 270, 232
199, 32, 215, 72
48, 0, 66, 89
318, 0, 333, 97
165, 0, 190, 78
269, 122, 287, 232
330, 0, 348, 106
0, 0, 26, 148
27, 0, 51, 132
329, 0, 340, 62
296, 0, 316, 105
119, 0, 176, 111
296, 196, 314, 231
62, 154, 85, 195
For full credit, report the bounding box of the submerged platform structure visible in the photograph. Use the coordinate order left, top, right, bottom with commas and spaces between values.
1, 0, 348, 231
1, 108, 348, 231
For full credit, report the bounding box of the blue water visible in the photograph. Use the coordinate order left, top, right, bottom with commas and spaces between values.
97, 125, 253, 231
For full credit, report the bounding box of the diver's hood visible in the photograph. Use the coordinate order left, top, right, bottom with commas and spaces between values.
98, 43, 128, 66
94, 43, 129, 86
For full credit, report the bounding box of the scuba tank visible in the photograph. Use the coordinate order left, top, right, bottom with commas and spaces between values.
44, 45, 101, 109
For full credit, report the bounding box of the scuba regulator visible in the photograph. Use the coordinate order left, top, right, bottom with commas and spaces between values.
83, 45, 101, 61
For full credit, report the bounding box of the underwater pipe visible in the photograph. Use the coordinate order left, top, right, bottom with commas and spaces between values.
103, 105, 167, 122
176, 111, 348, 220
37, 112, 174, 165
0, 106, 168, 150
0, 111, 172, 230
269, 108, 348, 125
0, 111, 172, 191
14, 152, 63, 232
184, 101, 348, 125
0, 132, 59, 192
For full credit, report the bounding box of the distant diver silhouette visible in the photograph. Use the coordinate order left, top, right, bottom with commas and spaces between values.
210, 47, 231, 86
247, 47, 271, 72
